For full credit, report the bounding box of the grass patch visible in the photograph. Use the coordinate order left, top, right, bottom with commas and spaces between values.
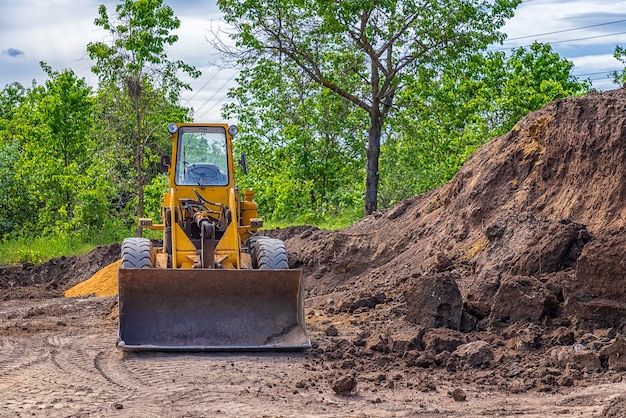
264, 207, 363, 231
0, 223, 133, 266
0, 235, 97, 265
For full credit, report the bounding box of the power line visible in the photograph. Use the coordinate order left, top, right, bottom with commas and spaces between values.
492, 30, 626, 51
543, 30, 626, 46
590, 76, 618, 82
185, 68, 224, 103
194, 71, 238, 119
195, 93, 229, 120
505, 19, 626, 42
572, 70, 619, 77
192, 71, 237, 114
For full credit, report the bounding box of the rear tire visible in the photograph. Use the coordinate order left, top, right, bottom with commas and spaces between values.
121, 238, 154, 268
251, 237, 288, 270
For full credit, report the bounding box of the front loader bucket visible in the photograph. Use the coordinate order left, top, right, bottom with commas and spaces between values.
117, 268, 310, 351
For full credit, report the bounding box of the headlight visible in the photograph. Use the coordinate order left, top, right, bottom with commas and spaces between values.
167, 122, 178, 134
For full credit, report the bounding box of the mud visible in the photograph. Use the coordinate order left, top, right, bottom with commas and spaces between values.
2, 88, 626, 417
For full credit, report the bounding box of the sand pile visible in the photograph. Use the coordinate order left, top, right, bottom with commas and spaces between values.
64, 260, 121, 297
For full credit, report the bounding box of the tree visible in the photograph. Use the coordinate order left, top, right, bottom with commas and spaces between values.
87, 0, 200, 234
218, 0, 520, 214
611, 45, 626, 86
0, 64, 100, 236
223, 55, 367, 221
380, 42, 589, 205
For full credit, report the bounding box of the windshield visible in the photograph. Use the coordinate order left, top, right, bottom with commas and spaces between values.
175, 126, 229, 186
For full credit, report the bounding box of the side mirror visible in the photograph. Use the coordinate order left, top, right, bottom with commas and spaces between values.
238, 153, 248, 175
160, 155, 171, 173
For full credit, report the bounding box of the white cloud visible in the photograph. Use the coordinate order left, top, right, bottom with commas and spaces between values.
572, 53, 621, 71
502, 0, 626, 43
499, 1, 626, 90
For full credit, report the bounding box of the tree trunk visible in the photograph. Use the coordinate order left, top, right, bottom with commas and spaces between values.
135, 135, 144, 237
134, 92, 144, 237
365, 109, 382, 215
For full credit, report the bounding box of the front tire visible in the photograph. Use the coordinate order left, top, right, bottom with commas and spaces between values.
251, 237, 288, 270
121, 238, 154, 268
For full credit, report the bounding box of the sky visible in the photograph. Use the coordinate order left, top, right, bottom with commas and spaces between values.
1, 0, 626, 123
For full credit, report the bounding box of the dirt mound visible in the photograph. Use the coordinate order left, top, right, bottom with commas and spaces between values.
0, 243, 120, 300
266, 88, 626, 391
64, 260, 122, 298
278, 88, 626, 321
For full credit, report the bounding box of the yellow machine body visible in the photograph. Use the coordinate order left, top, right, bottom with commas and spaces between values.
117, 123, 310, 350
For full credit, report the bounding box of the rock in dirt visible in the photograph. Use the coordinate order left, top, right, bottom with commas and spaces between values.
462, 214, 588, 321
548, 326, 575, 346
450, 388, 467, 402
365, 333, 389, 353
432, 252, 454, 273
407, 350, 436, 368
339, 292, 386, 313
509, 324, 543, 351
599, 335, 626, 371
405, 272, 463, 330
571, 349, 602, 372
490, 275, 557, 324
453, 340, 494, 367
324, 325, 339, 337
422, 328, 466, 354
565, 234, 626, 325
389, 328, 424, 352
331, 376, 357, 396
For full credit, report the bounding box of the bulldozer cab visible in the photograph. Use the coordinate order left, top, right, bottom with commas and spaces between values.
174, 125, 230, 187
117, 122, 310, 351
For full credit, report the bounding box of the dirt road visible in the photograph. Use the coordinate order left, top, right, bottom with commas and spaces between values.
1, 296, 624, 417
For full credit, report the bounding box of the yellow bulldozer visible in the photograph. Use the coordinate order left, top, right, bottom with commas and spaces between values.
117, 122, 310, 351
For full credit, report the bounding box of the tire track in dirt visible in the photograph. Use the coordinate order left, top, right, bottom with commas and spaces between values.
0, 298, 126, 416
94, 351, 268, 413
0, 337, 121, 417
0, 336, 51, 376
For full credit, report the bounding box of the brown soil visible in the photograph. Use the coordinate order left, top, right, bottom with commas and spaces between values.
2, 89, 626, 417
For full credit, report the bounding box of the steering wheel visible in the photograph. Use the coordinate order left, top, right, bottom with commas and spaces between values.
185, 163, 222, 184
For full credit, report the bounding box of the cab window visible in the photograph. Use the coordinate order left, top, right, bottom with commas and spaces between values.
175, 126, 228, 186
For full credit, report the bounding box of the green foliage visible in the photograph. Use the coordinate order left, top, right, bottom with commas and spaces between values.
611, 45, 626, 85
0, 64, 107, 238
0, 139, 25, 234
379, 42, 590, 205
143, 173, 168, 222
219, 0, 522, 214
88, 0, 200, 98
87, 0, 198, 230
0, 1, 196, 245
227, 67, 367, 220
264, 205, 363, 231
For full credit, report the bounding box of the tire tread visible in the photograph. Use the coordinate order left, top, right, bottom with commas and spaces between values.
121, 238, 154, 269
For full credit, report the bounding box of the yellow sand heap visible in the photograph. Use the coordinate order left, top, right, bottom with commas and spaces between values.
64, 260, 121, 298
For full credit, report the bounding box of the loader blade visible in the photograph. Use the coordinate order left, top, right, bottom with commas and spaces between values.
117, 268, 310, 351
